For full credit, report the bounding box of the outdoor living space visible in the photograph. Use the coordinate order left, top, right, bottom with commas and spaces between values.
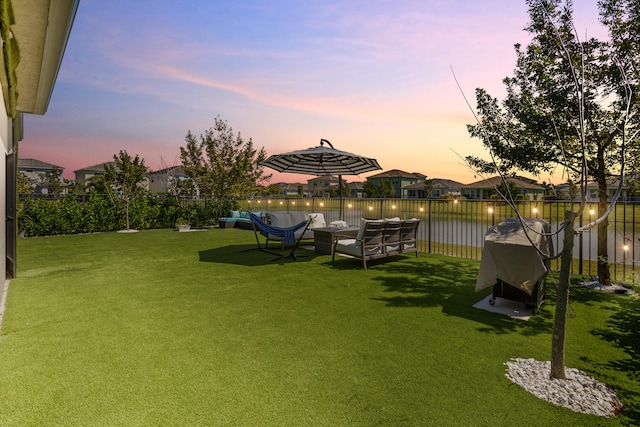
1, 228, 637, 425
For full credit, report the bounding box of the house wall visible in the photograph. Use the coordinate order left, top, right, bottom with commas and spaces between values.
0, 88, 10, 280
74, 170, 101, 186
148, 174, 185, 193
308, 177, 338, 196
368, 176, 421, 198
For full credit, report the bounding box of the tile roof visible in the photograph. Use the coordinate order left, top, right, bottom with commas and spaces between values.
463, 176, 545, 190
18, 158, 63, 170
367, 169, 425, 179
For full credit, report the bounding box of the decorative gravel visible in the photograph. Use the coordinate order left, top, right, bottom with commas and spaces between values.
505, 358, 624, 417
580, 279, 635, 294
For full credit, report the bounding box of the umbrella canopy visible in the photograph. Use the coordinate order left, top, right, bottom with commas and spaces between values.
261, 139, 382, 220
262, 139, 381, 176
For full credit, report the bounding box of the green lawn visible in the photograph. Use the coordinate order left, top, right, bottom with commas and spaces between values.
1, 228, 638, 426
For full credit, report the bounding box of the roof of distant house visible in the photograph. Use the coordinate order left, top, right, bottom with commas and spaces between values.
276, 182, 306, 191
147, 166, 186, 176
18, 158, 64, 170
307, 175, 340, 181
463, 176, 545, 190
367, 169, 426, 179
73, 162, 117, 173
403, 178, 464, 190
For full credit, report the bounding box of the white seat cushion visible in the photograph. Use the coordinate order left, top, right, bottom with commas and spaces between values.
289, 211, 307, 225
306, 213, 326, 229
268, 212, 293, 228
335, 239, 383, 257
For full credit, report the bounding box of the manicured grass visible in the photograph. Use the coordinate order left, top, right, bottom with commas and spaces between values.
1, 228, 638, 426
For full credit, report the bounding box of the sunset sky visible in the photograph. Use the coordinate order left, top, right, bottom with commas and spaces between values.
20, 0, 605, 184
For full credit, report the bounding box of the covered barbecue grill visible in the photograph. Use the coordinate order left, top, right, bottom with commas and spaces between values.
475, 218, 554, 314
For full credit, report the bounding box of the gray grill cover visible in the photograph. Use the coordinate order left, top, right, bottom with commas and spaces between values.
475, 218, 554, 295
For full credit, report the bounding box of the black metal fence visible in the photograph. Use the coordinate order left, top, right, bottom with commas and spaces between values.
17, 194, 639, 283
237, 197, 640, 284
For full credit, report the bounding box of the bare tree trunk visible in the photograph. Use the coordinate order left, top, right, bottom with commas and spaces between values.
596, 147, 612, 286
551, 210, 576, 380
125, 198, 130, 230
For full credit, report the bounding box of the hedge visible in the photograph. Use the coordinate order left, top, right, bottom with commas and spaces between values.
17, 192, 239, 237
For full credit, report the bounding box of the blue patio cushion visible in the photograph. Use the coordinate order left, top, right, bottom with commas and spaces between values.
231, 210, 240, 218
250, 213, 308, 245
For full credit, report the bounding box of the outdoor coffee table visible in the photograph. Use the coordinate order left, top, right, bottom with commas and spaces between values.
313, 227, 359, 255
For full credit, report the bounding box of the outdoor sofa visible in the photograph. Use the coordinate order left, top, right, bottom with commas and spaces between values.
263, 212, 326, 249
332, 218, 420, 269
218, 210, 264, 230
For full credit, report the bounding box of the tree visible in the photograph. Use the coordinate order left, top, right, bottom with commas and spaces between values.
265, 184, 282, 196
363, 181, 380, 198
17, 172, 34, 194
423, 179, 434, 198
466, 0, 639, 287
38, 166, 64, 196
103, 150, 148, 231
564, 178, 579, 200
155, 156, 184, 196
328, 181, 348, 197
65, 179, 85, 195
180, 117, 270, 218
176, 178, 197, 197
494, 180, 522, 200
463, 0, 635, 380
379, 179, 393, 198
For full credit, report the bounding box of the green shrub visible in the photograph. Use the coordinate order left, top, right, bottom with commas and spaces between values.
17, 193, 242, 236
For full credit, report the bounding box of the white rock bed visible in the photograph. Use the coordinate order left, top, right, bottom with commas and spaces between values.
580, 279, 635, 294
505, 358, 624, 417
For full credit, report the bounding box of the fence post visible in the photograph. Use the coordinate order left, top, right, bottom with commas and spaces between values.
578, 213, 583, 275
428, 199, 432, 254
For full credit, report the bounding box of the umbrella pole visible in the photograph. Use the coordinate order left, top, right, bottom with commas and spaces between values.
339, 174, 343, 221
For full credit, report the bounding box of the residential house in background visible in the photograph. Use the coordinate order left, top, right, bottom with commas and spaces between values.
347, 181, 364, 198
366, 169, 427, 198
1, 1, 79, 278
73, 162, 117, 188
75, 161, 150, 190
272, 182, 307, 197
147, 166, 189, 194
586, 176, 639, 202
308, 175, 339, 197
555, 175, 640, 202
403, 178, 464, 199
18, 158, 64, 193
462, 176, 545, 200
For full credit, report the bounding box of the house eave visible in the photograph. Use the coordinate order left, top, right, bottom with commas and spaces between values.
11, 0, 79, 115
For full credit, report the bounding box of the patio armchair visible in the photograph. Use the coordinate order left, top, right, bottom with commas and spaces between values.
399, 219, 421, 256
331, 219, 388, 269
383, 220, 403, 256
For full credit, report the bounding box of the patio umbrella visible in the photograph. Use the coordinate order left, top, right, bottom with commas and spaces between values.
261, 139, 382, 220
